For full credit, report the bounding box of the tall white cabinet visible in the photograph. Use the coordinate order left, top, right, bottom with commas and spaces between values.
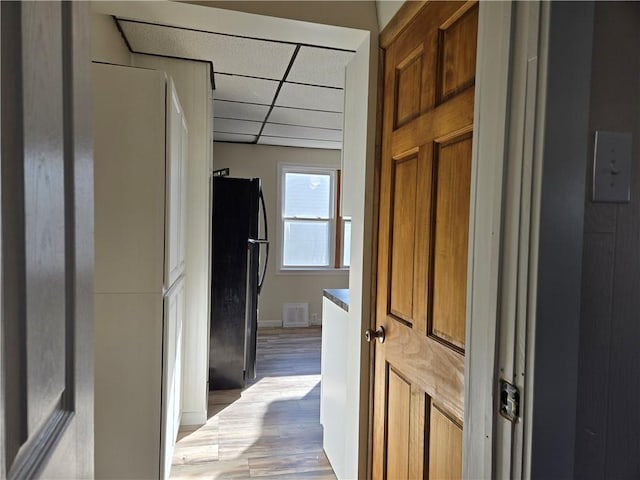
93, 63, 187, 479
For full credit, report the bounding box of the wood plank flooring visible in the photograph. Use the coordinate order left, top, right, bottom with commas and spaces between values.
171, 327, 336, 479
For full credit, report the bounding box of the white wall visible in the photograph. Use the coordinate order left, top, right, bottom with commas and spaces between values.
375, 1, 405, 31
212, 142, 348, 326
92, 12, 131, 65
132, 54, 213, 426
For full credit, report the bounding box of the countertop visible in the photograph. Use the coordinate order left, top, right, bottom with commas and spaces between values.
323, 288, 349, 312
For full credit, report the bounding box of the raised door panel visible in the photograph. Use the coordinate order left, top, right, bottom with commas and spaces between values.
385, 369, 411, 480
93, 64, 166, 294
428, 404, 463, 480
373, 2, 477, 479
175, 276, 185, 435
165, 79, 186, 288
1, 3, 93, 477
161, 276, 185, 479
431, 135, 472, 350
389, 153, 418, 322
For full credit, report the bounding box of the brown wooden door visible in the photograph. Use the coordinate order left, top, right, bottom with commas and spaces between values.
1, 2, 94, 477
373, 2, 478, 478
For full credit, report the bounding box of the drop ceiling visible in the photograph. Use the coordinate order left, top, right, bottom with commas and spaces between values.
116, 18, 355, 150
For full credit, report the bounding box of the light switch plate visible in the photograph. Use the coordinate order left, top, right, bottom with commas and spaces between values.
593, 131, 632, 203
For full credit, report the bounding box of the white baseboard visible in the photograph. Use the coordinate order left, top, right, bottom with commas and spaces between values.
258, 319, 282, 328
180, 411, 207, 426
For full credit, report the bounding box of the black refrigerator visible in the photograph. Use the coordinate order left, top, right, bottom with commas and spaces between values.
209, 177, 269, 390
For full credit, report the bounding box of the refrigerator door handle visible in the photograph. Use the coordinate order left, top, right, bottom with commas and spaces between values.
258, 188, 269, 294
248, 239, 269, 294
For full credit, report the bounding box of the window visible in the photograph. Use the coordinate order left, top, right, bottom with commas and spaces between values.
279, 164, 349, 271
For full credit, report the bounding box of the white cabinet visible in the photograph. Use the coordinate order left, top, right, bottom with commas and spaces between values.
320, 295, 349, 479
93, 63, 187, 479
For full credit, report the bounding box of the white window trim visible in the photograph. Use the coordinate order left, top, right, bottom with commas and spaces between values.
277, 162, 343, 273
341, 216, 352, 268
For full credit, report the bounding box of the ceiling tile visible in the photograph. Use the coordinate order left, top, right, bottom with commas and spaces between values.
215, 118, 262, 135
214, 100, 270, 122
258, 136, 342, 150
276, 83, 344, 112
262, 123, 342, 142
214, 132, 256, 143
287, 47, 354, 88
269, 107, 342, 130
119, 20, 296, 79
215, 75, 278, 105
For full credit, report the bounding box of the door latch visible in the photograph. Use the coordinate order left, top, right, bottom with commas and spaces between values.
499, 379, 520, 422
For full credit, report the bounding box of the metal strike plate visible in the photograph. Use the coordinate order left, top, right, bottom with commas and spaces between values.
593, 131, 632, 203
499, 379, 520, 422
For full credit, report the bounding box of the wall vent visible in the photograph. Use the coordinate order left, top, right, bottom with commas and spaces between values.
283, 303, 309, 328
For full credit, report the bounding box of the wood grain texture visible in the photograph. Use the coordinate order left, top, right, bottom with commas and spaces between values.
428, 405, 463, 480
385, 369, 411, 480
583, 203, 616, 234
23, 0, 67, 437
431, 136, 472, 349
1, 1, 29, 468
384, 319, 464, 421
379, 1, 428, 49
408, 386, 426, 480
439, 3, 479, 101
391, 87, 475, 157
395, 49, 423, 128
171, 328, 335, 480
373, 2, 476, 478
389, 155, 418, 321
366, 46, 386, 480
574, 233, 614, 479
575, 3, 640, 478
1, 2, 94, 477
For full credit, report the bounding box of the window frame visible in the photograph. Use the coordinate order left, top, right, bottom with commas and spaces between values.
341, 217, 352, 268
277, 163, 347, 273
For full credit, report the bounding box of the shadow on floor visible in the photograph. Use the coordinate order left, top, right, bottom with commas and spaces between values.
171, 327, 336, 479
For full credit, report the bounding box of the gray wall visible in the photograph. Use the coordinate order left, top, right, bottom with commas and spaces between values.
575, 3, 640, 478
530, 2, 594, 478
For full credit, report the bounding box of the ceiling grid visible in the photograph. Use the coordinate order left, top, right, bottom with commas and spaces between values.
115, 17, 354, 150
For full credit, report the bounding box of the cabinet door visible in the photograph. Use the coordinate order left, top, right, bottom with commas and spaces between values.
94, 64, 166, 293
165, 79, 186, 287
160, 276, 185, 479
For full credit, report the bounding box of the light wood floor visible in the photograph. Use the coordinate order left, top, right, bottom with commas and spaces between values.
171, 327, 336, 479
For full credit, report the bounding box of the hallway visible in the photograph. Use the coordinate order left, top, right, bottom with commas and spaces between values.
171, 327, 336, 479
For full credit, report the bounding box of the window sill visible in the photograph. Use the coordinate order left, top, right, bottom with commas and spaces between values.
277, 267, 350, 276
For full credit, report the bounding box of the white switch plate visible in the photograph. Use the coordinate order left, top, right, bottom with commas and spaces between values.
593, 131, 632, 203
